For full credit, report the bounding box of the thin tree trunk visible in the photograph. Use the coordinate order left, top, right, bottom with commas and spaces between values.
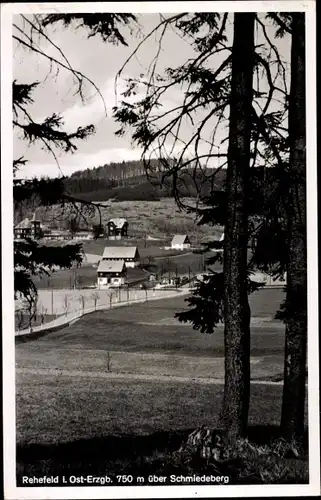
281, 13, 307, 442
219, 13, 255, 440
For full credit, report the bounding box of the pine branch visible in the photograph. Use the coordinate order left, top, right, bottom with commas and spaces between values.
267, 13, 292, 36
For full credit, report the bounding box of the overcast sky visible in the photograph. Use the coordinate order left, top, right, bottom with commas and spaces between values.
13, 12, 291, 179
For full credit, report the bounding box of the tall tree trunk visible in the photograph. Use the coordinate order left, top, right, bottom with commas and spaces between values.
281, 13, 307, 442
219, 13, 255, 440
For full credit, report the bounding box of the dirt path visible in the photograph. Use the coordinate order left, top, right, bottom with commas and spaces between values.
16, 366, 284, 385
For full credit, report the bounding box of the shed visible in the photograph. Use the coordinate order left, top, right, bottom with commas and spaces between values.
171, 234, 191, 250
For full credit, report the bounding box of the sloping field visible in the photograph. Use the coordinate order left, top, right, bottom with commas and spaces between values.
16, 290, 286, 373
40, 198, 222, 241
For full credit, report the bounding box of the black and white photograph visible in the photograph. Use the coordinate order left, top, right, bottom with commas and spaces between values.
1, 1, 320, 498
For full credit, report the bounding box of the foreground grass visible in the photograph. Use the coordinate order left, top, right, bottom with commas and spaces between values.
16, 374, 308, 484
17, 375, 290, 445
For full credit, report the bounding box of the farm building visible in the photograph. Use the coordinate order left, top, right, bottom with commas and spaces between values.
45, 229, 72, 240
102, 246, 140, 268
97, 259, 126, 288
71, 231, 93, 240
106, 218, 128, 240
171, 234, 191, 250
14, 215, 42, 240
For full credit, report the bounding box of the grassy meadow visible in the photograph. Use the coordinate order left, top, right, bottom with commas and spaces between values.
16, 374, 308, 484
16, 289, 308, 484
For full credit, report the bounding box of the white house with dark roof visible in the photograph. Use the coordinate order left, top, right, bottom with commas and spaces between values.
102, 246, 140, 268
97, 259, 126, 288
171, 234, 191, 250
106, 218, 128, 240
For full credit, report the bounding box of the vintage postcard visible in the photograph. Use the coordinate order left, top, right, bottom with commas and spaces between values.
1, 1, 320, 498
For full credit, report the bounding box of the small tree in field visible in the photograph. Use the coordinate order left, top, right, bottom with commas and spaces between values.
63, 294, 71, 317
91, 291, 99, 310
69, 216, 79, 238
16, 309, 25, 330
79, 294, 86, 314
141, 282, 148, 301
22, 294, 38, 330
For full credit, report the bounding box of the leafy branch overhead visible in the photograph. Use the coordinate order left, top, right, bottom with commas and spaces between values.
41, 13, 137, 45
13, 81, 95, 157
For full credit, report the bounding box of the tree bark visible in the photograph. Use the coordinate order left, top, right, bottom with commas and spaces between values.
281, 13, 307, 442
219, 13, 255, 439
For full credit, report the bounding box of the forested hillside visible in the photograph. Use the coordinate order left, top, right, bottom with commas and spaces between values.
62, 160, 227, 201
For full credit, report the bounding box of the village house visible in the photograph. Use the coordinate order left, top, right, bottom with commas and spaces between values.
97, 259, 126, 288
14, 215, 42, 240
171, 234, 191, 250
102, 246, 140, 268
106, 218, 128, 240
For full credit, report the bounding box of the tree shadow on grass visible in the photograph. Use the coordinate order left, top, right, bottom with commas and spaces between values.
17, 425, 309, 485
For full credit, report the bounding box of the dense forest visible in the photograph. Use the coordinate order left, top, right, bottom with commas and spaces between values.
62, 159, 227, 201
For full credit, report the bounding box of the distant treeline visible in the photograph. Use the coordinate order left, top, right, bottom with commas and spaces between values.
62, 159, 227, 201
14, 161, 282, 219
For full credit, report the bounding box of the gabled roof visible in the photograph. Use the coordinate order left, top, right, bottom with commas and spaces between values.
108, 218, 128, 228
15, 218, 32, 229
171, 234, 190, 245
97, 259, 126, 273
102, 246, 139, 259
